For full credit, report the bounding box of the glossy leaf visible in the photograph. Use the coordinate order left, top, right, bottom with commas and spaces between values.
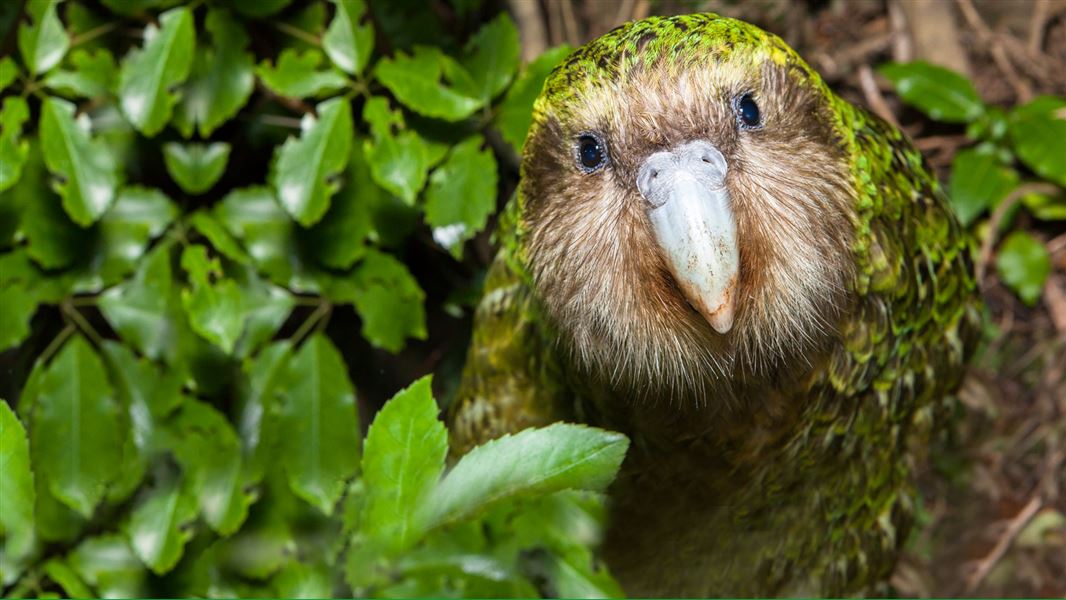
344, 249, 427, 352
163, 142, 231, 194
39, 97, 119, 225
879, 61, 984, 123
91, 186, 179, 286
180, 244, 245, 354
99, 244, 174, 360
19, 142, 92, 269
190, 210, 251, 264
68, 535, 147, 599
424, 135, 498, 257
1009, 96, 1066, 187
43, 559, 92, 599
996, 231, 1051, 306
117, 7, 195, 136
0, 96, 30, 192
172, 399, 254, 535
305, 147, 375, 269
0, 402, 35, 578
43, 49, 117, 99
233, 265, 294, 358
374, 46, 482, 121
125, 478, 197, 574
362, 376, 447, 554
17, 0, 69, 75
496, 45, 571, 153
271, 97, 353, 226
0, 56, 19, 92
256, 48, 349, 99
33, 335, 123, 517
948, 147, 1018, 226
175, 9, 255, 138
278, 334, 361, 515
459, 14, 520, 102
323, 0, 373, 75
424, 424, 628, 528
362, 97, 432, 205
0, 284, 37, 351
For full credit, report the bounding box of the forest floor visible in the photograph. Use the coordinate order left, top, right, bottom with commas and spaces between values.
502, 0, 1066, 596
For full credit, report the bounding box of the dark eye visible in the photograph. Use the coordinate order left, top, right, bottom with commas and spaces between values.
577, 133, 607, 172
735, 93, 761, 129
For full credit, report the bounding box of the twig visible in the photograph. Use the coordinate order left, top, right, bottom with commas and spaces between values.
275, 22, 320, 47
559, 0, 580, 46
1046, 232, 1066, 256
963, 495, 1042, 592
977, 183, 1060, 286
991, 43, 1032, 103
888, 0, 912, 63
509, 0, 548, 62
1028, 0, 1051, 54
38, 325, 75, 365
858, 65, 900, 129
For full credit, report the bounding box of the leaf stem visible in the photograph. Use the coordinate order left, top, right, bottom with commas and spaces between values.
69, 22, 118, 47
39, 324, 75, 365
275, 22, 321, 47
291, 301, 331, 346
62, 300, 104, 347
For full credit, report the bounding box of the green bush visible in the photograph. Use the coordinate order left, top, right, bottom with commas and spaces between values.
879, 61, 1065, 306
0, 1, 628, 596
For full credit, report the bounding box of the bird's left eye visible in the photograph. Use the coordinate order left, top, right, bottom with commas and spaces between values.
735, 93, 762, 129
576, 133, 608, 172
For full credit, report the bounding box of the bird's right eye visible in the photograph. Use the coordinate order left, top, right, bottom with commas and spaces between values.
577, 133, 608, 172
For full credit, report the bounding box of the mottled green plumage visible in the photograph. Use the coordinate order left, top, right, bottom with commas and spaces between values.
451, 14, 981, 597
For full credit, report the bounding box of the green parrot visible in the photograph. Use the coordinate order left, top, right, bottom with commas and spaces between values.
449, 13, 982, 597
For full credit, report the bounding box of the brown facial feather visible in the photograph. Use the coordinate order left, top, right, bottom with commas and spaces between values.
521, 55, 857, 404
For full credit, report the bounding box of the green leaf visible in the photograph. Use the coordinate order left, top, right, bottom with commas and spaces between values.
68, 535, 147, 599
99, 243, 174, 359
339, 249, 426, 352
362, 376, 447, 554
215, 186, 317, 290
0, 401, 35, 580
878, 61, 984, 123
38, 97, 119, 225
256, 48, 349, 99
0, 284, 37, 350
175, 8, 255, 138
181, 244, 245, 354
33, 335, 123, 517
496, 45, 571, 154
948, 147, 1019, 226
425, 135, 498, 257
1021, 189, 1066, 221
17, 0, 69, 75
271, 97, 353, 226
323, 0, 374, 75
117, 6, 195, 136
172, 400, 254, 535
0, 56, 19, 92
305, 148, 375, 269
278, 334, 361, 515
273, 561, 332, 598
460, 14, 520, 103
18, 142, 92, 269
125, 477, 197, 574
43, 48, 117, 99
163, 142, 231, 194
0, 95, 30, 191
1008, 96, 1066, 187
362, 97, 432, 205
424, 424, 628, 528
996, 231, 1051, 306
233, 265, 294, 358
43, 559, 92, 599
190, 211, 251, 264
374, 46, 483, 121
91, 186, 179, 286
237, 341, 291, 482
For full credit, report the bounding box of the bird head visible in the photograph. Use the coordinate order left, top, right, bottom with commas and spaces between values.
518, 14, 860, 399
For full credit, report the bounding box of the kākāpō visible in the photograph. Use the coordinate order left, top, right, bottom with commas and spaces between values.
449, 13, 983, 597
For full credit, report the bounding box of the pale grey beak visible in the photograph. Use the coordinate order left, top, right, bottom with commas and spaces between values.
637, 140, 738, 334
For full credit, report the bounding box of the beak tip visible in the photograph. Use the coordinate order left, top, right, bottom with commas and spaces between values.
706, 307, 734, 335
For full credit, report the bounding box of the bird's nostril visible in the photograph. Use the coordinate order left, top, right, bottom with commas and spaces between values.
651, 169, 659, 179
